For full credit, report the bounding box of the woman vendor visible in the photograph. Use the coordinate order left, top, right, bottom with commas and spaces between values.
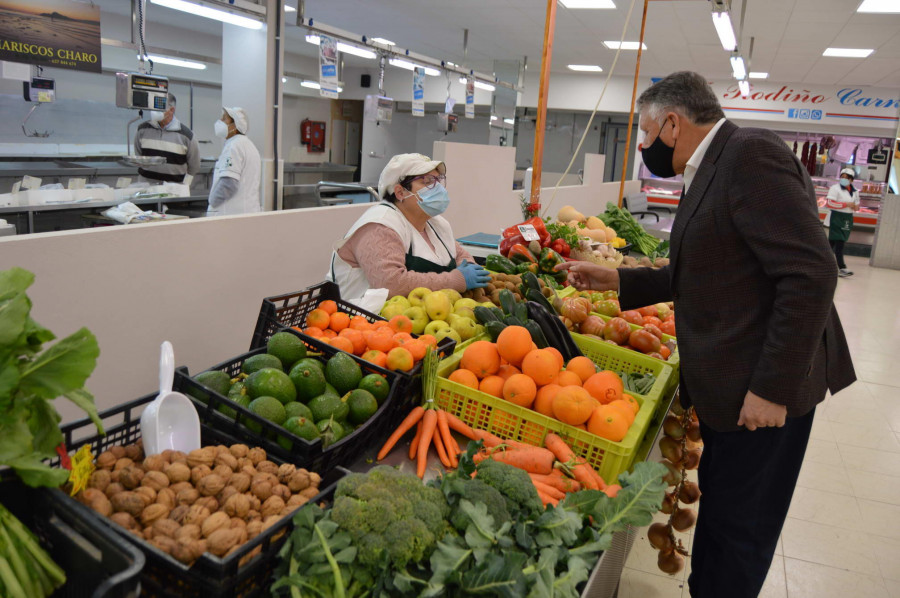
826, 167, 860, 278
327, 153, 491, 300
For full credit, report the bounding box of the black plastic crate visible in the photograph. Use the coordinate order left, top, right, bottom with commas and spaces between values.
174, 328, 411, 472
49, 394, 348, 598
0, 479, 145, 598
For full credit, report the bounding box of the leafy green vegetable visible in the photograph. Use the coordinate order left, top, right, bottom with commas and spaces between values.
620, 372, 657, 396
543, 219, 581, 248
648, 240, 670, 261
598, 202, 661, 256
0, 267, 103, 488
0, 502, 66, 598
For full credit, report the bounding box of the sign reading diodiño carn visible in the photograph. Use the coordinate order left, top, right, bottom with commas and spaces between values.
0, 0, 101, 73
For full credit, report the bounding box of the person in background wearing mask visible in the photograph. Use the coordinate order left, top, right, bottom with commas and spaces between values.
208, 107, 261, 216
327, 153, 490, 301
133, 93, 200, 184
826, 168, 860, 277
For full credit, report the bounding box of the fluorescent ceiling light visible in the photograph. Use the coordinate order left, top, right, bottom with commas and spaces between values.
150, 0, 262, 29
284, 4, 296, 11
389, 58, 440, 76
559, 0, 616, 8
857, 0, 900, 13
458, 77, 496, 91
738, 79, 750, 98
823, 47, 874, 58
749, 72, 768, 79
305, 35, 377, 59
282, 77, 287, 83
301, 80, 343, 92
503, 118, 515, 125
139, 54, 206, 69
568, 64, 603, 72
372, 37, 394, 45
446, 61, 458, 67
602, 41, 647, 50
730, 54, 746, 79
711, 12, 737, 51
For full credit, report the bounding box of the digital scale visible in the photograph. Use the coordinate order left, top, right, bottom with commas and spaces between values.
115, 72, 169, 111
23, 77, 55, 103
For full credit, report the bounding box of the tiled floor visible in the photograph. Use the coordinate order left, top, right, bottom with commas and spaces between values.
620, 256, 900, 598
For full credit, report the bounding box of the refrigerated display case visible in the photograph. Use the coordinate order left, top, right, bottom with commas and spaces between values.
812, 176, 885, 229
638, 163, 682, 209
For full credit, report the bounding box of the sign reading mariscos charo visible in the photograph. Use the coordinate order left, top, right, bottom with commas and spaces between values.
0, 0, 101, 73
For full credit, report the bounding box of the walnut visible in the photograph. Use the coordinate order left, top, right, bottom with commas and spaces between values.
251, 481, 273, 502
272, 484, 291, 501
245, 520, 263, 539
286, 495, 309, 508
308, 472, 322, 487
217, 486, 238, 504
175, 524, 202, 543
109, 446, 126, 459
215, 452, 238, 472
247, 510, 261, 523
277, 464, 296, 483
169, 451, 189, 465
207, 528, 241, 557
113, 457, 134, 472
247, 447, 266, 465
152, 519, 181, 539
191, 465, 212, 485
143, 527, 154, 540
166, 462, 191, 484
150, 535, 176, 555
111, 492, 145, 517
240, 464, 256, 478
96, 451, 117, 470
176, 488, 200, 506
169, 504, 190, 524
195, 497, 218, 512
228, 473, 251, 493
134, 486, 156, 507
183, 504, 211, 527
212, 465, 234, 482
80, 488, 112, 516
124, 443, 143, 462
160, 449, 176, 463
256, 460, 278, 475
201, 512, 230, 538
229, 444, 249, 459
143, 455, 167, 472
300, 486, 320, 500
104, 482, 124, 499
88, 470, 111, 492
156, 488, 176, 510
118, 466, 144, 490
287, 470, 310, 492
171, 540, 200, 565
140, 503, 170, 527
197, 474, 225, 497
169, 481, 193, 495
187, 447, 216, 468
141, 471, 170, 492
229, 518, 246, 529
261, 496, 286, 519
247, 495, 261, 511
261, 515, 281, 531
223, 494, 250, 519
252, 472, 277, 487
110, 512, 137, 530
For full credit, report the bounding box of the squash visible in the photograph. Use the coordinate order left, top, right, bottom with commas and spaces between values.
585, 216, 605, 230
558, 205, 585, 223
604, 227, 618, 243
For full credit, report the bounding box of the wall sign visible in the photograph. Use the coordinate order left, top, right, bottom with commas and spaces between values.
412, 67, 425, 117
318, 34, 339, 99
0, 0, 101, 73
465, 76, 475, 119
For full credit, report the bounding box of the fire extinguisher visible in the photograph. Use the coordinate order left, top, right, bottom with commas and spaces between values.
300, 119, 311, 145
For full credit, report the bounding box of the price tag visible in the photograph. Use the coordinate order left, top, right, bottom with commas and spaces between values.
67, 178, 86, 190
517, 224, 540, 242
68, 445, 96, 497
22, 175, 41, 190
115, 177, 132, 189
37, 91, 52, 103
11, 182, 21, 194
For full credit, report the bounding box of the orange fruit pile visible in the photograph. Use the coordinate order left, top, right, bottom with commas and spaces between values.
448, 326, 640, 442
296, 301, 435, 372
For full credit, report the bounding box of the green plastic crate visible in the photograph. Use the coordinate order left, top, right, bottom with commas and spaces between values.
588, 313, 679, 388
570, 333, 673, 405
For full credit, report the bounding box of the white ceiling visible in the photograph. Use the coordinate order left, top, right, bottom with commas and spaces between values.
97, 0, 900, 88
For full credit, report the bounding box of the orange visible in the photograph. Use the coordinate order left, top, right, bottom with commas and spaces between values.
448, 368, 479, 389
386, 347, 415, 372
329, 336, 354, 354
321, 329, 337, 339
566, 356, 598, 383
349, 316, 372, 331
392, 332, 413, 344
319, 300, 338, 315
583, 371, 624, 405
496, 326, 532, 367
389, 315, 413, 334
552, 386, 595, 425
534, 384, 562, 417
607, 399, 636, 426
496, 364, 520, 381
400, 339, 427, 362
367, 329, 396, 353
502, 374, 537, 408
306, 308, 330, 330
329, 312, 351, 333
531, 342, 538, 352
372, 320, 391, 330
418, 334, 438, 348
460, 341, 501, 379
622, 393, 640, 414
556, 370, 583, 387
361, 349, 387, 368
479, 375, 506, 398
587, 405, 629, 442
545, 347, 564, 369
303, 326, 324, 339
338, 328, 367, 355
659, 345, 671, 360
520, 349, 559, 386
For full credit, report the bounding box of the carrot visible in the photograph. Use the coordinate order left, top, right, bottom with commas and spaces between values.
417, 409, 438, 478
436, 411, 456, 468
432, 422, 451, 468
472, 429, 535, 451
378, 406, 425, 460
529, 473, 581, 493
445, 413, 477, 440
408, 421, 422, 460
446, 432, 460, 468
544, 433, 600, 491
474, 447, 555, 475
603, 484, 622, 498
472, 451, 490, 465
536, 490, 559, 507
532, 480, 565, 500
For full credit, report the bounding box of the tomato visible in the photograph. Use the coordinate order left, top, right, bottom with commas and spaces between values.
659, 321, 676, 337
637, 306, 657, 318
594, 300, 621, 318
659, 345, 672, 359
644, 324, 664, 340
621, 310, 643, 326
602, 290, 619, 301
603, 317, 631, 345
643, 316, 663, 328
629, 329, 661, 354
647, 352, 665, 360
664, 313, 675, 323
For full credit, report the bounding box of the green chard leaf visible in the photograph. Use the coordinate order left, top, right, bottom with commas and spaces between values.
0, 409, 33, 464
26, 397, 63, 456
427, 536, 472, 587
21, 316, 55, 354
459, 551, 527, 598
524, 548, 557, 598
18, 327, 99, 399
553, 555, 592, 597
591, 462, 668, 534
532, 504, 583, 548
0, 293, 31, 351
63, 388, 104, 436
6, 453, 70, 488
0, 359, 20, 411
0, 267, 34, 302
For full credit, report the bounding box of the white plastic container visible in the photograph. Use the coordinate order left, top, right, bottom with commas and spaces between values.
71, 188, 115, 203
17, 189, 74, 206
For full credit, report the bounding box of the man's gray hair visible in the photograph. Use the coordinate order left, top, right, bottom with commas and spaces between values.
167, 93, 177, 108
637, 71, 725, 125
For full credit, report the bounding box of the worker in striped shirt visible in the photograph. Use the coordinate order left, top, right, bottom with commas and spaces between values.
133, 93, 200, 184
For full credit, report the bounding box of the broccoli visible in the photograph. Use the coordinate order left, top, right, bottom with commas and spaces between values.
330, 465, 450, 569
475, 459, 543, 520
449, 478, 511, 532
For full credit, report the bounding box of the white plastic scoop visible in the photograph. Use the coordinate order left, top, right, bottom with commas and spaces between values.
140, 341, 201, 456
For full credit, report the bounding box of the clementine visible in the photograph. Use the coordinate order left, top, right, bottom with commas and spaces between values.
448, 368, 479, 390
496, 326, 532, 366
520, 349, 559, 386
551, 386, 595, 425
460, 341, 501, 379
502, 374, 537, 408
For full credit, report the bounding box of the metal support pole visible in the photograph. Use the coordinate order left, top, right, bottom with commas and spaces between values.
616, 0, 650, 207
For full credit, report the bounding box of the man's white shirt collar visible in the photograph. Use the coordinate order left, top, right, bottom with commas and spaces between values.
683, 118, 726, 193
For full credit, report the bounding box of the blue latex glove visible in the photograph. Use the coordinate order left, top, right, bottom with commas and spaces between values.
458, 260, 491, 290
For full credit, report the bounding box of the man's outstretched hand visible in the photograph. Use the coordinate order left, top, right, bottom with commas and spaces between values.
554, 261, 620, 293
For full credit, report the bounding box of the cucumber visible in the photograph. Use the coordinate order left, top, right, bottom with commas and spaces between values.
526, 288, 555, 314
521, 272, 543, 295
504, 315, 526, 328
499, 289, 517, 317
524, 320, 549, 349
485, 320, 508, 342
473, 306, 500, 324
515, 302, 529, 323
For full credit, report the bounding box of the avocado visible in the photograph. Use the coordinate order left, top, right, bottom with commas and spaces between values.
325, 352, 362, 394
246, 368, 297, 405
267, 332, 307, 370
241, 353, 284, 375
188, 370, 231, 403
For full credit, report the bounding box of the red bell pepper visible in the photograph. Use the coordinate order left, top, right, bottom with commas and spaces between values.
508, 243, 538, 264
550, 238, 571, 258
502, 217, 551, 247
499, 234, 526, 257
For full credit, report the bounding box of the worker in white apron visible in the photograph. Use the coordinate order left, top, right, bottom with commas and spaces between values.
825, 167, 860, 278
327, 153, 490, 304
207, 107, 261, 217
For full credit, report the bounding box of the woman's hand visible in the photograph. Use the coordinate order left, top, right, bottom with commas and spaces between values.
458, 260, 491, 289
554, 261, 619, 292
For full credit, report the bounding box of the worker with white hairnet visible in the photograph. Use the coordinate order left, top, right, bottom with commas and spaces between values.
208, 107, 261, 216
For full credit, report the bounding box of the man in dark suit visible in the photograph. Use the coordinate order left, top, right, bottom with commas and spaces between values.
559, 71, 855, 597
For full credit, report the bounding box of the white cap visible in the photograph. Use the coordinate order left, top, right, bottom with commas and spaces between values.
377, 153, 446, 199
840, 168, 855, 179
223, 107, 249, 134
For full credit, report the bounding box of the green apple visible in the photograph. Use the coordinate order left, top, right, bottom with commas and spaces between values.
454, 298, 479, 311
434, 327, 462, 344
424, 292, 452, 322
480, 301, 495, 309
451, 316, 478, 341
407, 287, 432, 308
403, 306, 429, 334
441, 289, 462, 305
453, 306, 476, 321
424, 319, 450, 337
474, 323, 486, 336
380, 302, 407, 320
385, 295, 411, 310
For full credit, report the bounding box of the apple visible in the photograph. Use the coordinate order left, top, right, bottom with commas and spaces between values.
454, 298, 479, 311
451, 316, 478, 341
424, 319, 450, 337
480, 301, 495, 309
441, 289, 462, 305
424, 292, 452, 322
407, 287, 432, 308
403, 306, 429, 334
385, 295, 411, 310
381, 302, 407, 320
453, 306, 476, 321
434, 327, 462, 345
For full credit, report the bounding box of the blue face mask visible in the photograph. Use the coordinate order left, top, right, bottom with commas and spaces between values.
414, 183, 450, 217
840, 178, 851, 188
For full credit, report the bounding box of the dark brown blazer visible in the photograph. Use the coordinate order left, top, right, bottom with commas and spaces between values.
619, 120, 856, 432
